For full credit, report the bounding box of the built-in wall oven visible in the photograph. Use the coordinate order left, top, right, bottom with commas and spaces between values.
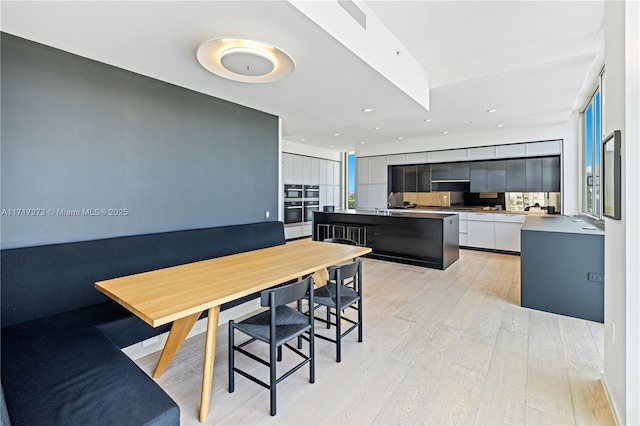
284, 184, 303, 200
303, 185, 320, 200
284, 201, 303, 225
303, 200, 320, 222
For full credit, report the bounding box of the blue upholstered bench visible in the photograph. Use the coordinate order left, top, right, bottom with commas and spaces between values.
1, 221, 286, 426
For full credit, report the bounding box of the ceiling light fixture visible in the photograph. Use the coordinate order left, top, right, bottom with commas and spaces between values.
424, 119, 432, 123
496, 124, 504, 128
196, 37, 295, 83
397, 136, 404, 140
301, 138, 306, 142
334, 133, 340, 137
363, 108, 373, 113
442, 131, 449, 134
374, 126, 381, 130
360, 141, 365, 144
330, 145, 335, 148
487, 109, 497, 113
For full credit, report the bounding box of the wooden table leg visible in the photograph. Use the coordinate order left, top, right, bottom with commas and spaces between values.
153, 311, 201, 378
199, 306, 220, 422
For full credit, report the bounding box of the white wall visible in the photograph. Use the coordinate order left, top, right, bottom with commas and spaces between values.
602, 1, 640, 424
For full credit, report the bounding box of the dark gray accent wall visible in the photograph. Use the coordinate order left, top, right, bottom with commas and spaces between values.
1, 33, 279, 249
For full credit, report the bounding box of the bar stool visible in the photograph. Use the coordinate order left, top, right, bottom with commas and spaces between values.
346, 225, 366, 246
331, 224, 347, 239
316, 223, 332, 241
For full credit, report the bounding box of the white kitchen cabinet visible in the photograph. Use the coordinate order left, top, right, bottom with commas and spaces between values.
325, 185, 334, 207
282, 153, 294, 184
284, 225, 303, 240
428, 149, 468, 163
302, 156, 312, 184
368, 156, 388, 184
356, 157, 369, 184
318, 158, 328, 184
333, 185, 341, 208
387, 154, 407, 165
459, 233, 469, 246
496, 143, 527, 158
406, 152, 429, 164
468, 146, 496, 160
526, 140, 562, 156
311, 158, 320, 184
494, 214, 526, 252
319, 184, 328, 207
356, 184, 369, 209
333, 161, 340, 187
301, 223, 313, 237
368, 184, 388, 209
326, 161, 334, 185
293, 155, 303, 183
467, 213, 496, 249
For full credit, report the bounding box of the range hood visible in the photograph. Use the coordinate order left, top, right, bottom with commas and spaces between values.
430, 180, 471, 192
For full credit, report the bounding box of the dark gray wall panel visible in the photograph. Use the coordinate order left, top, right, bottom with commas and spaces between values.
1, 33, 279, 248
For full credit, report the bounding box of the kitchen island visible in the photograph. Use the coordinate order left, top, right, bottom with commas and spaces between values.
313, 209, 459, 270
521, 215, 604, 322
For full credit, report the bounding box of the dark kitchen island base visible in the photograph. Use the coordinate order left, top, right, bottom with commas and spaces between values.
313, 210, 459, 270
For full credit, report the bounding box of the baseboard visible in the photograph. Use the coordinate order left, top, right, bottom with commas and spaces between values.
122, 299, 262, 360
601, 374, 622, 425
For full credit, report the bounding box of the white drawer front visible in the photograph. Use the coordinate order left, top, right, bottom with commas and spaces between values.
467, 212, 496, 221
495, 214, 527, 223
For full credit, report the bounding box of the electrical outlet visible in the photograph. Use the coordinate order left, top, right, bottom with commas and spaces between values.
588, 273, 604, 282
142, 336, 159, 347
265, 210, 270, 219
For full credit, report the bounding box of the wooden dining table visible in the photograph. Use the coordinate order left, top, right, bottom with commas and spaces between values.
95, 238, 371, 422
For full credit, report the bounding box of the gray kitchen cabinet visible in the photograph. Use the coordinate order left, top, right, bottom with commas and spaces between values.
283, 153, 295, 184
470, 162, 488, 192
526, 157, 543, 191
391, 166, 404, 193
506, 159, 526, 191
417, 165, 431, 192
431, 163, 450, 180
403, 166, 418, 192
356, 184, 368, 208
542, 156, 561, 192
356, 157, 368, 184
449, 162, 470, 180
487, 160, 506, 192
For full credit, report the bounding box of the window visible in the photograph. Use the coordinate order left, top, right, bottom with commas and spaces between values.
582, 72, 603, 218
347, 152, 355, 208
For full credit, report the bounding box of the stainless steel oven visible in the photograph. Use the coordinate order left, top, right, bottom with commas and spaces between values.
303, 185, 320, 200
284, 184, 303, 200
303, 200, 319, 222
284, 201, 303, 225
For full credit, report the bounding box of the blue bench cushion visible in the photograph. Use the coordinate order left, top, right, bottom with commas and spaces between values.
2, 322, 179, 426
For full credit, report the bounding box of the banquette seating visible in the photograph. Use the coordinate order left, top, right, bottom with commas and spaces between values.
1, 221, 287, 426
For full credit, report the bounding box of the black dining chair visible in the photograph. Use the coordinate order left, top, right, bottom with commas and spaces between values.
300, 259, 363, 362
228, 276, 315, 416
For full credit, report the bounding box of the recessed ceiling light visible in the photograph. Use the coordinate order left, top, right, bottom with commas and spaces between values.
469, 121, 475, 124
496, 124, 504, 128
363, 108, 373, 113
301, 138, 306, 142
333, 133, 340, 137
374, 126, 381, 130
487, 109, 497, 113
424, 119, 432, 123
330, 145, 335, 148
397, 136, 404, 140
196, 37, 295, 83
360, 141, 365, 144
442, 131, 449, 134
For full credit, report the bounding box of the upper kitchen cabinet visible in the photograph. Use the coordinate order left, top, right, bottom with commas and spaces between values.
368, 156, 388, 184
403, 166, 418, 192
430, 163, 450, 180
525, 157, 543, 192
390, 166, 404, 193
506, 159, 526, 191
470, 162, 488, 192
487, 160, 506, 192
417, 165, 431, 192
526, 140, 562, 156
387, 154, 407, 165
333, 161, 341, 187
318, 158, 328, 183
311, 158, 320, 184
449, 162, 470, 180
283, 153, 295, 184
326, 160, 335, 185
542, 156, 561, 192
303, 156, 312, 184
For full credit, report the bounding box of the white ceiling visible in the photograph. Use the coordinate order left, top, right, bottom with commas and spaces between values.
1, 1, 604, 152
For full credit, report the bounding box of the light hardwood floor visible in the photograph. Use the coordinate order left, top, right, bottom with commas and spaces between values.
134, 249, 614, 425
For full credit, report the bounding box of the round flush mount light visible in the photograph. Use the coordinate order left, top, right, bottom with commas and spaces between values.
197, 37, 295, 83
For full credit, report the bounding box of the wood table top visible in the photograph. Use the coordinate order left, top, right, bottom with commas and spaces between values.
95, 239, 371, 327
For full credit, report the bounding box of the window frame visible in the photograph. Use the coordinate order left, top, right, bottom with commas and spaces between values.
581, 70, 605, 220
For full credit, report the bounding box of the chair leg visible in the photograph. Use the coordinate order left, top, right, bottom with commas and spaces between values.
358, 298, 363, 343
309, 330, 315, 384
270, 341, 277, 416
228, 321, 235, 393
277, 345, 283, 362
297, 300, 304, 349
336, 305, 342, 362
326, 306, 331, 329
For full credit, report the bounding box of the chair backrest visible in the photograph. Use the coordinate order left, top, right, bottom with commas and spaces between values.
331, 259, 361, 283
323, 238, 357, 246
260, 276, 314, 308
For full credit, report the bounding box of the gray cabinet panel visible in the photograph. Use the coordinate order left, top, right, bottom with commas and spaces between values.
449, 162, 470, 180
417, 165, 431, 192
391, 166, 403, 193
431, 164, 450, 180
542, 156, 561, 192
487, 160, 506, 192
470, 162, 488, 192
506, 159, 526, 191
403, 166, 418, 192
526, 158, 543, 192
